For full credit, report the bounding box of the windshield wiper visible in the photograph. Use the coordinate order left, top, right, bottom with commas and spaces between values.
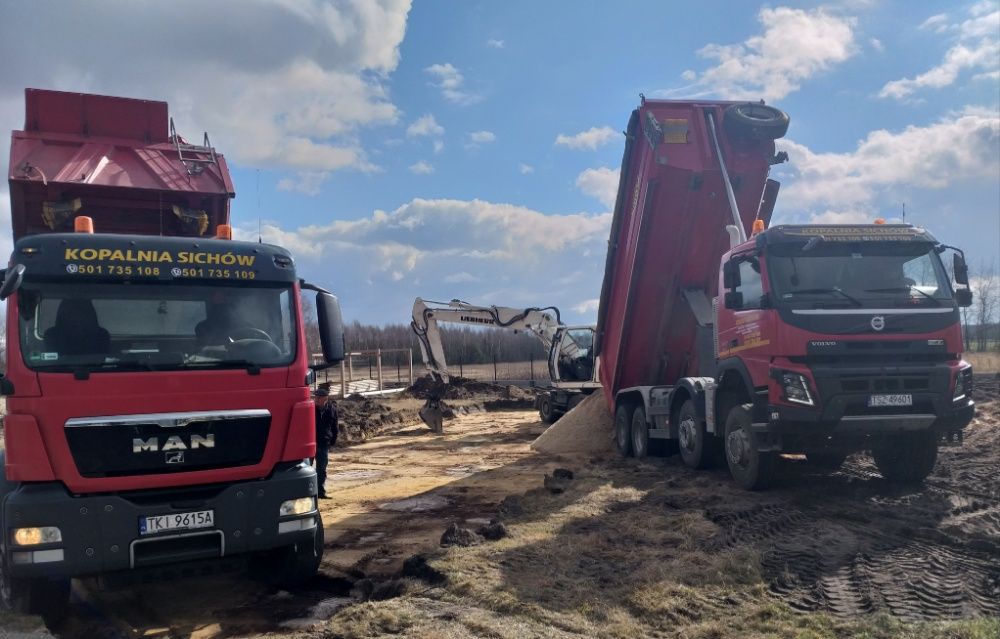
185, 358, 263, 375
786, 287, 863, 307
864, 286, 942, 306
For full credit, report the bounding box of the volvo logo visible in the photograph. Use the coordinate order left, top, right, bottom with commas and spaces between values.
870, 315, 886, 332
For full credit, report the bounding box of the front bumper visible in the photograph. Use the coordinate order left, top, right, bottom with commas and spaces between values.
753, 361, 975, 452
2, 462, 319, 579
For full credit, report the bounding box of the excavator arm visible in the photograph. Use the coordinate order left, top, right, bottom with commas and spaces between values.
410, 298, 562, 383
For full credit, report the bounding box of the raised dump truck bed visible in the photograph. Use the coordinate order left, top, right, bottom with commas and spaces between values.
7, 88, 233, 240
596, 99, 783, 405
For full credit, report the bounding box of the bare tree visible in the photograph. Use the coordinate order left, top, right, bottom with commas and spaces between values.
971, 260, 998, 352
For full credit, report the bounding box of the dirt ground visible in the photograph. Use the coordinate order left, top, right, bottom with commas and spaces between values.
10, 377, 1000, 638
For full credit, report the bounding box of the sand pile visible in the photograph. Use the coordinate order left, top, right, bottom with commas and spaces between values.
531, 389, 613, 455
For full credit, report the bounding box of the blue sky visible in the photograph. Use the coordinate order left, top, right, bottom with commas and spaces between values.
1, 0, 998, 325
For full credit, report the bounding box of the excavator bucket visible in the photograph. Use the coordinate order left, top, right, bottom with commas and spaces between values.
419, 399, 444, 433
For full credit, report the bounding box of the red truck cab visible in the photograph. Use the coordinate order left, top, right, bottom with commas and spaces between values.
0, 90, 345, 616
577, 97, 974, 490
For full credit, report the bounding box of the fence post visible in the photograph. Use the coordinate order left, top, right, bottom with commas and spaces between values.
408, 348, 414, 386
340, 360, 347, 399
493, 354, 497, 382
376, 348, 383, 392
348, 354, 354, 383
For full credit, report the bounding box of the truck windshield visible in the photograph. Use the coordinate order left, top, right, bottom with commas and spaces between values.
17, 280, 297, 372
766, 243, 953, 307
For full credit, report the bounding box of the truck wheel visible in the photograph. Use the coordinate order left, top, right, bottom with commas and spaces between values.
806, 452, 848, 470
631, 406, 650, 459
538, 395, 556, 424
723, 103, 789, 140
0, 548, 24, 613
614, 404, 633, 457
873, 432, 937, 484
0, 550, 69, 621
677, 399, 713, 469
257, 514, 325, 589
724, 404, 777, 490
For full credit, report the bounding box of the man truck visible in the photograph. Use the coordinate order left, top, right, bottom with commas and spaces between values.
550, 98, 975, 490
0, 89, 345, 616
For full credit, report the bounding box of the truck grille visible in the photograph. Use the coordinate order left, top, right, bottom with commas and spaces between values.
65, 410, 270, 478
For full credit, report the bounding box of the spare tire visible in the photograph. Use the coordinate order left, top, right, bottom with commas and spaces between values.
724, 103, 789, 140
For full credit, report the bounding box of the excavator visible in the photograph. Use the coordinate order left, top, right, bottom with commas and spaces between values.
410, 298, 600, 429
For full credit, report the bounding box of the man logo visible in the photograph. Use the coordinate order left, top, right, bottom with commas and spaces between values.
871, 316, 886, 332
165, 451, 185, 464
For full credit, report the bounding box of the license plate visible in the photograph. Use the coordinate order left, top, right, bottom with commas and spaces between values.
867, 394, 913, 408
140, 510, 215, 536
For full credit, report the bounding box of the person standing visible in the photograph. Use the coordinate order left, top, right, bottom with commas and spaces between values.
313, 388, 336, 499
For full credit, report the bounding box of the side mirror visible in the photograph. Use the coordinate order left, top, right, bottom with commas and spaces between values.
0, 264, 25, 301
723, 260, 741, 290
315, 291, 345, 365
724, 291, 744, 310
955, 288, 973, 308
953, 253, 969, 286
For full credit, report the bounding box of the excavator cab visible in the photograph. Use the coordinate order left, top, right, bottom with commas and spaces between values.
549, 326, 598, 384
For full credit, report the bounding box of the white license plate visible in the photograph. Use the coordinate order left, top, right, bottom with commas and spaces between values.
140, 510, 214, 536
867, 394, 913, 408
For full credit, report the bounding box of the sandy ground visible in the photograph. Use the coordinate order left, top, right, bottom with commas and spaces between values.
11, 376, 1000, 638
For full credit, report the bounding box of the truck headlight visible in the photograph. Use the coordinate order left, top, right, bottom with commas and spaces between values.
781, 372, 814, 406
12, 526, 62, 546
279, 497, 316, 517
953, 367, 972, 402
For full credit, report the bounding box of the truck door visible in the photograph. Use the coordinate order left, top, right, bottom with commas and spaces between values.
549, 326, 597, 384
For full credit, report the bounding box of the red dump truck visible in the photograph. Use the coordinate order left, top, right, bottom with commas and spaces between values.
573, 97, 975, 490
1, 89, 345, 616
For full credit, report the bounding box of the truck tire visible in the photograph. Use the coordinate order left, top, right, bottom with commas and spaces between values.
873, 432, 937, 484
0, 545, 69, 621
256, 514, 325, 589
806, 452, 848, 470
614, 404, 633, 457
630, 406, 650, 459
538, 395, 556, 424
677, 399, 714, 469
724, 404, 777, 490
723, 103, 789, 140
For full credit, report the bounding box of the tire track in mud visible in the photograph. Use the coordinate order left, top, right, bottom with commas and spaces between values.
702, 465, 1000, 621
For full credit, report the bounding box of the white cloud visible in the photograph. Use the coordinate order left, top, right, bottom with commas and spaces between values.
277, 171, 330, 196
554, 126, 618, 150
880, 6, 1000, 99
468, 130, 496, 144
776, 108, 1000, 215
433, 139, 445, 154
406, 114, 444, 137
486, 38, 505, 49
870, 37, 884, 52
573, 299, 600, 314
575, 167, 620, 208
518, 163, 534, 174
0, 1, 413, 175
920, 13, 949, 32
409, 160, 434, 174
425, 62, 481, 105
236, 197, 612, 321
444, 272, 480, 283
243, 197, 610, 261
664, 7, 857, 100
